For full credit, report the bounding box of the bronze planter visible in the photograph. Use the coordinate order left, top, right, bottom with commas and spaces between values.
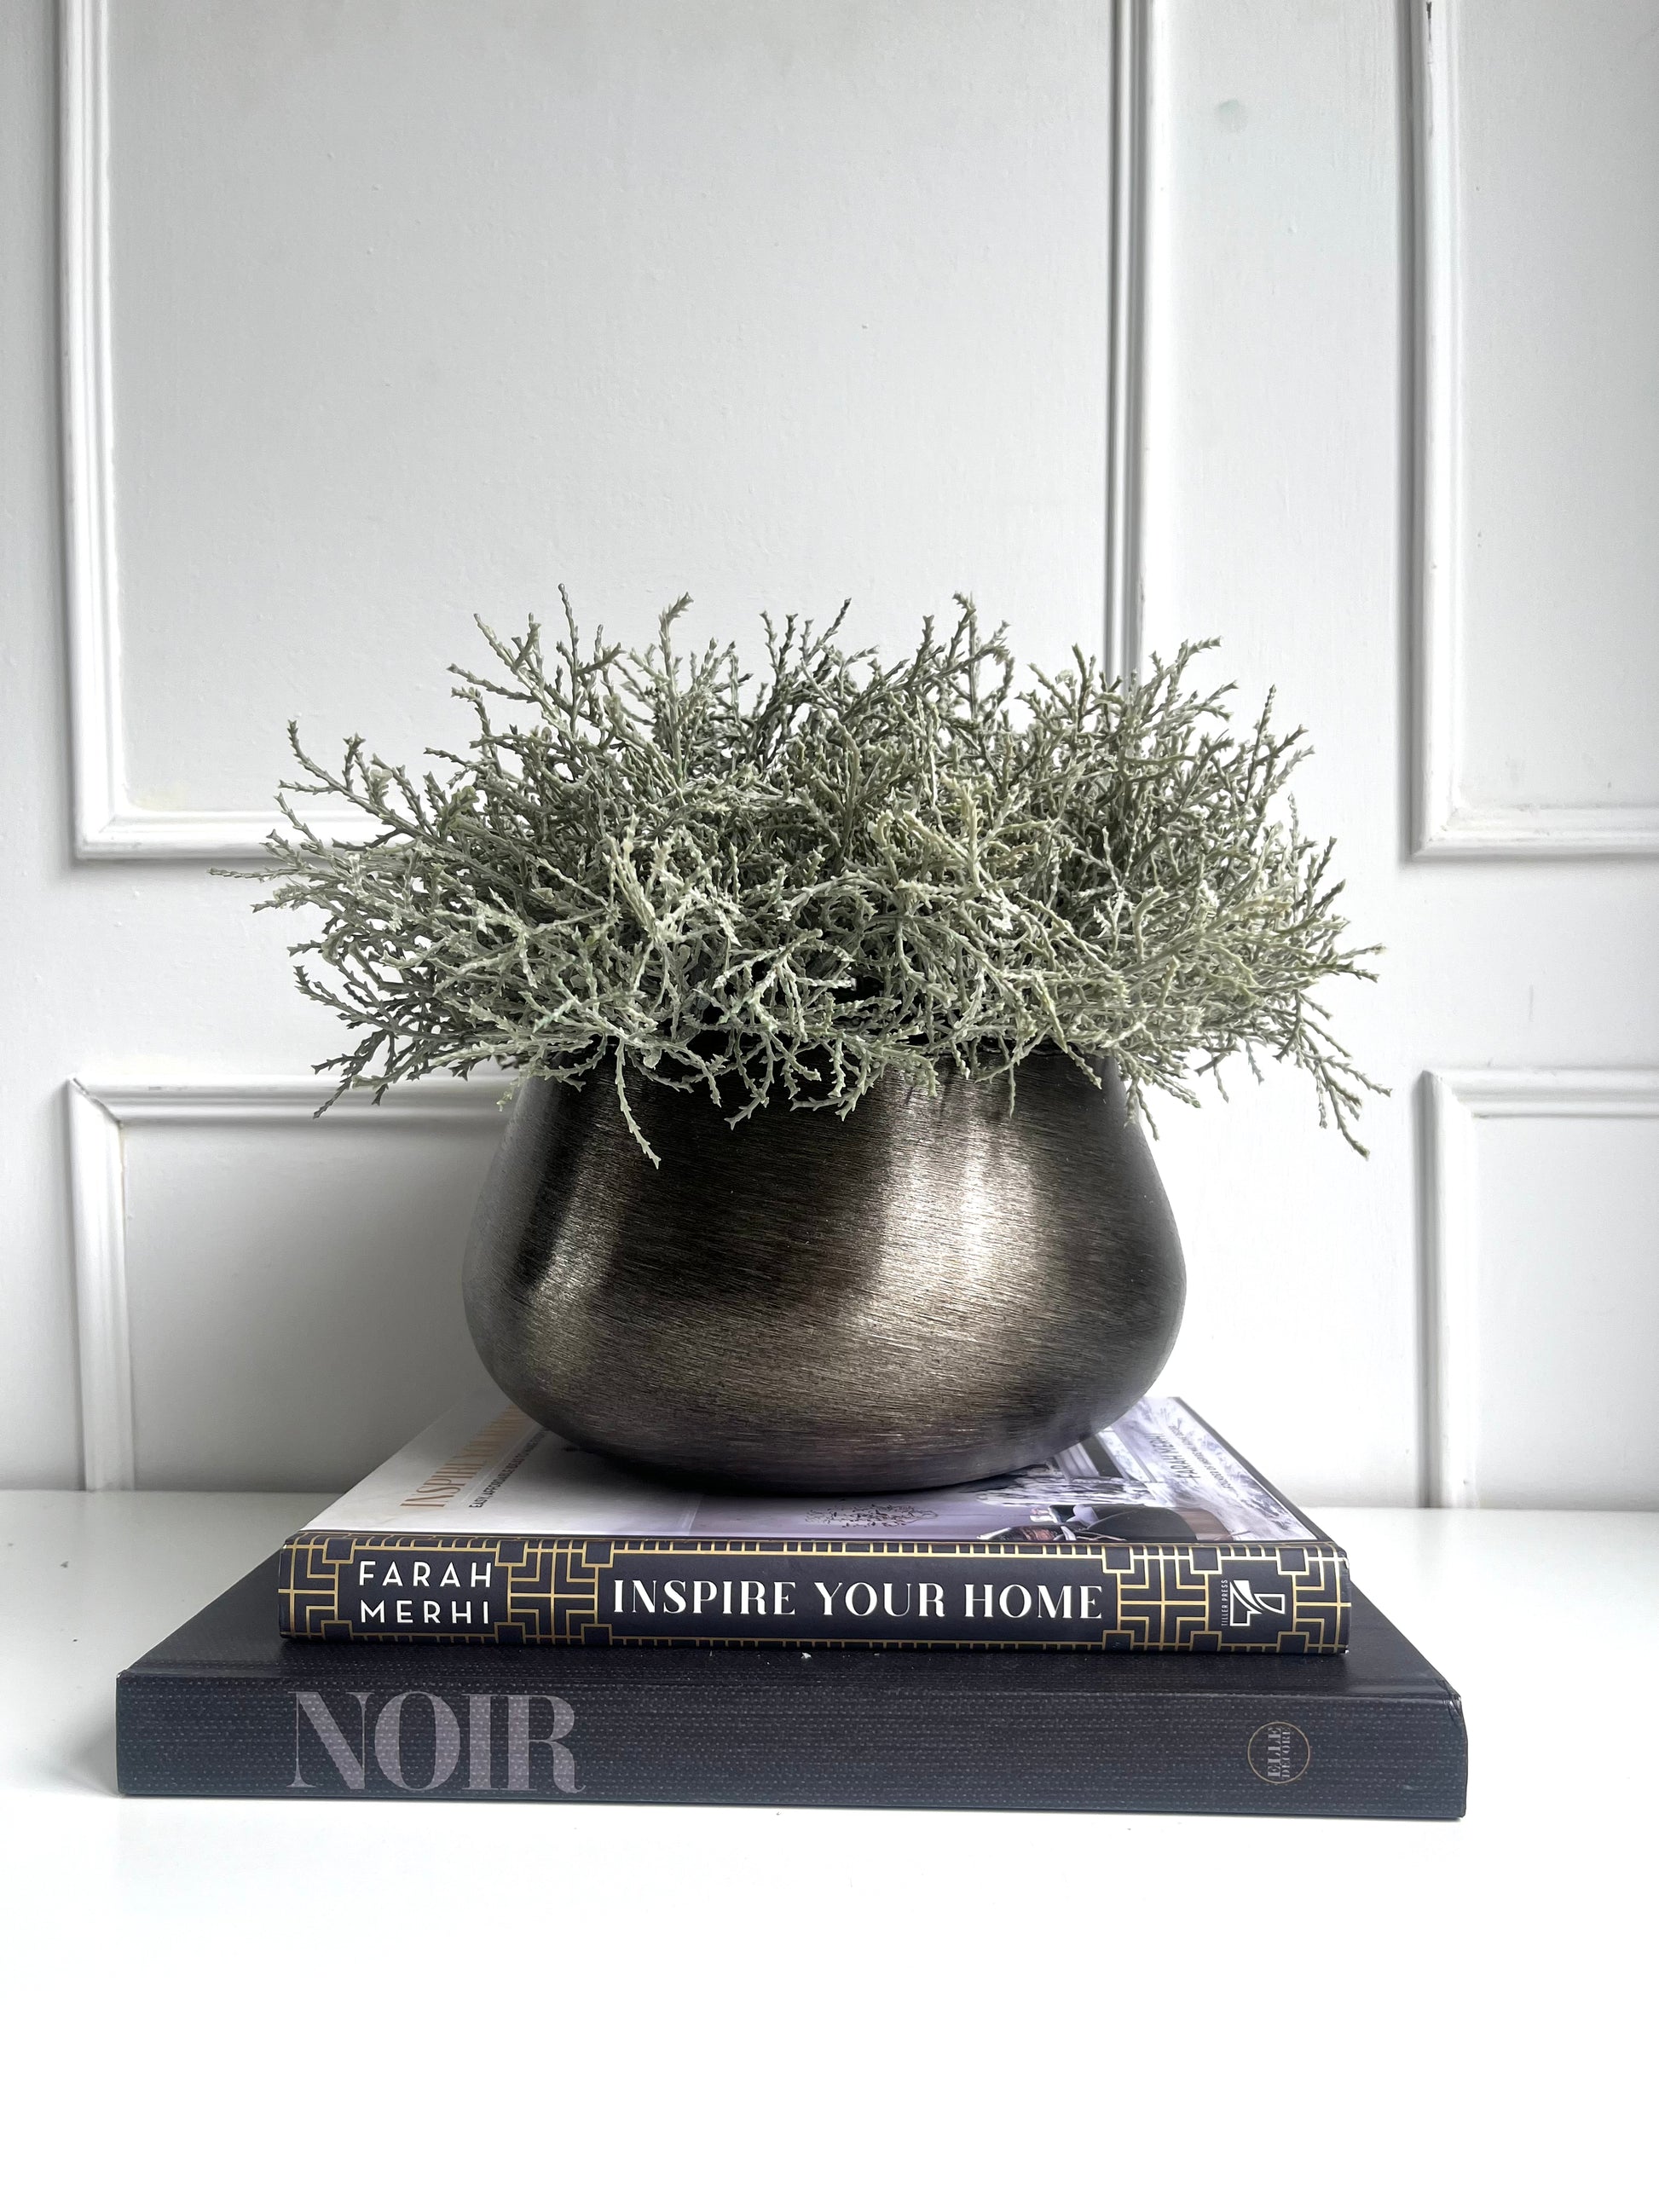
463, 1048, 1184, 1493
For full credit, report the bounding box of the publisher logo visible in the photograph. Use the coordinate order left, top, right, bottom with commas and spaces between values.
1246, 1721, 1311, 1785
1226, 1575, 1290, 1631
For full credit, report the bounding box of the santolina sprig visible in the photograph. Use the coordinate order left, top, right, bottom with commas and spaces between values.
234, 595, 1384, 1158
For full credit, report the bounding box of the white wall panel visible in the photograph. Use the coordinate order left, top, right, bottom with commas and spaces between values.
71, 1083, 505, 1489
1417, 0, 1659, 852
1142, 3, 1659, 1506
1141, 0, 1416, 1502
80, 0, 1114, 852
1427, 1073, 1659, 1510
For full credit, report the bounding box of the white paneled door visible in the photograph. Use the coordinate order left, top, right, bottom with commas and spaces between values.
1141, 0, 1659, 1510
2, 0, 1656, 1500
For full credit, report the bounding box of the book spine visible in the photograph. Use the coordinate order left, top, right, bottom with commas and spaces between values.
279, 1533, 1350, 1654
116, 1658, 1465, 1817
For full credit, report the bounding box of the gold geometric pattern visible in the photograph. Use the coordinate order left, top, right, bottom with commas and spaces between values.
280, 1533, 1349, 1653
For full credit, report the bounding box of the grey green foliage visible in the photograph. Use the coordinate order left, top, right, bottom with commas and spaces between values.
239, 596, 1384, 1159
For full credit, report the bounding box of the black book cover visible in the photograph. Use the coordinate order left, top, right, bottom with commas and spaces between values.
277, 1392, 1351, 1655
118, 1555, 1466, 1819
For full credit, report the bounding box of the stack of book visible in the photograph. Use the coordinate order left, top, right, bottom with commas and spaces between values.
117, 1392, 1466, 1817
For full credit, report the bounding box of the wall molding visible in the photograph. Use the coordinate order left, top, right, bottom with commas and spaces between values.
1105, 0, 1149, 684
55, 0, 381, 860
1409, 1, 1659, 857
61, 0, 1155, 852
1422, 1068, 1659, 1507
66, 1076, 510, 1489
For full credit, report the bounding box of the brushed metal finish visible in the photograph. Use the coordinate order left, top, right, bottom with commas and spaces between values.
463, 1049, 1185, 1493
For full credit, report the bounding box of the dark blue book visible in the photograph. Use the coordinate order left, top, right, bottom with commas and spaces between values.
118, 1556, 1465, 1819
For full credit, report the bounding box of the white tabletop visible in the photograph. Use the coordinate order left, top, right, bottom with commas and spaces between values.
1, 1493, 1654, 2211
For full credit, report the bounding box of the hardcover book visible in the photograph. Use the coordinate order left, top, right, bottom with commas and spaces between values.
279, 1391, 1350, 1655
120, 1556, 1465, 1819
